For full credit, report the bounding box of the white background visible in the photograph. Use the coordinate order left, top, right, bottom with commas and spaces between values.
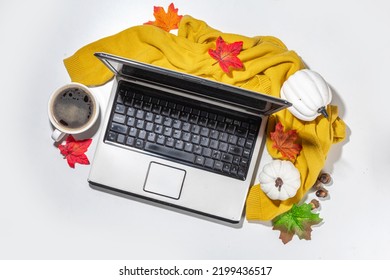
1, 0, 389, 259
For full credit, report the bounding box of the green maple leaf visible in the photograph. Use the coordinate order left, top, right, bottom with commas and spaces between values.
272, 203, 323, 244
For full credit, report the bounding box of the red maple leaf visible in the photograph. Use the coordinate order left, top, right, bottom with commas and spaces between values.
58, 135, 92, 168
144, 3, 183, 32
208, 36, 244, 74
270, 122, 302, 160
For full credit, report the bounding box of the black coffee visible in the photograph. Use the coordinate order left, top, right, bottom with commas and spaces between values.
53, 88, 94, 129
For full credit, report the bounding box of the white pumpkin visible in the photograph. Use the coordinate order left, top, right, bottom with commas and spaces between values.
259, 160, 301, 201
280, 69, 332, 121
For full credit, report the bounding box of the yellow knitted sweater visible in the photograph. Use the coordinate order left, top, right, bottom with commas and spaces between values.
64, 15, 346, 221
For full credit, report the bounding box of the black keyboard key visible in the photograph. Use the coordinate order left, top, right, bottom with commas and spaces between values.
126, 136, 135, 146
161, 107, 171, 116
237, 137, 246, 147
219, 132, 228, 142
135, 139, 144, 149
173, 130, 182, 139
232, 156, 240, 165
193, 145, 202, 155
145, 122, 154, 131
189, 114, 199, 124
115, 104, 126, 114
147, 132, 156, 142
111, 123, 128, 134
223, 163, 231, 173
182, 132, 191, 142
209, 139, 219, 149
154, 115, 163, 124
211, 150, 221, 160
145, 112, 154, 122
200, 127, 210, 137
228, 135, 238, 145
245, 140, 254, 149
226, 124, 236, 134
127, 117, 135, 127
135, 120, 145, 129
138, 130, 147, 140
182, 122, 191, 132
179, 112, 189, 121
127, 107, 136, 117
145, 143, 195, 163
166, 137, 175, 147
133, 100, 143, 108
200, 137, 209, 147
207, 120, 217, 129
191, 125, 200, 134
209, 130, 219, 139
172, 119, 182, 129
243, 149, 251, 158
156, 135, 165, 145
113, 113, 126, 124
191, 134, 200, 144
218, 142, 228, 152
163, 127, 172, 137
235, 127, 248, 137
154, 125, 163, 134
175, 140, 184, 150
163, 117, 173, 126
129, 127, 137, 137
214, 161, 223, 171
230, 165, 238, 176
107, 131, 117, 142
205, 158, 214, 168
198, 117, 207, 126
195, 156, 205, 166
221, 153, 233, 163
202, 147, 212, 157
228, 145, 243, 156
117, 134, 125, 144
135, 110, 145, 119
184, 142, 193, 152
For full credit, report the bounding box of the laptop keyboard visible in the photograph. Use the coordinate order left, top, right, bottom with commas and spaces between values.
105, 82, 261, 180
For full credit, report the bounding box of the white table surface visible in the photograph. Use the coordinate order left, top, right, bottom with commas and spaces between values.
1, 0, 389, 260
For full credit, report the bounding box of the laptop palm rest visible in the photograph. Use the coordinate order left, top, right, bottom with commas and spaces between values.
143, 162, 186, 199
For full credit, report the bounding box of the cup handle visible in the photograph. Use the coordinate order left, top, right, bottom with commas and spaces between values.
51, 129, 66, 142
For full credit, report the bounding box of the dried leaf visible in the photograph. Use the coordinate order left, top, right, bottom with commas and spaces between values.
144, 3, 183, 32
58, 135, 92, 168
270, 122, 302, 160
272, 203, 323, 244
208, 36, 244, 74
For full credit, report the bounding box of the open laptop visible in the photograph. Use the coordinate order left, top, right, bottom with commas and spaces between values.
88, 52, 290, 224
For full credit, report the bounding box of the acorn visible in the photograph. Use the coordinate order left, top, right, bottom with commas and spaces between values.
318, 173, 331, 185
309, 199, 320, 210
313, 179, 322, 189
315, 187, 328, 198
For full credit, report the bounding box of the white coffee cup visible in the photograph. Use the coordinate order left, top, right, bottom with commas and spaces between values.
48, 83, 100, 142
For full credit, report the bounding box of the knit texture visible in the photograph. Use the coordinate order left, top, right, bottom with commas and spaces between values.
63, 15, 346, 221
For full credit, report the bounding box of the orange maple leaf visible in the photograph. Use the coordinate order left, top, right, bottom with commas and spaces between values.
144, 3, 183, 32
270, 122, 302, 160
208, 36, 244, 74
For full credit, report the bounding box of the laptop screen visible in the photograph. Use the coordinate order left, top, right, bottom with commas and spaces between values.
94, 52, 291, 115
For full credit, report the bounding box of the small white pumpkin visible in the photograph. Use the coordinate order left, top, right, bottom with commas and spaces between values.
280, 69, 332, 121
259, 160, 301, 201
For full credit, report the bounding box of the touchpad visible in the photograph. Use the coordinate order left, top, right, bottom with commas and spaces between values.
143, 162, 186, 199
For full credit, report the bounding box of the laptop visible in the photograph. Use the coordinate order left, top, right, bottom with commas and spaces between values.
88, 52, 290, 224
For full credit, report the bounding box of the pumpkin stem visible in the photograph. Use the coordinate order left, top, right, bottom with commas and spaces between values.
317, 106, 329, 118
275, 177, 284, 191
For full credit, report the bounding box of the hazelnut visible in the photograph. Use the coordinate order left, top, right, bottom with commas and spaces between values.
318, 173, 331, 185
309, 199, 320, 210
315, 187, 328, 198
